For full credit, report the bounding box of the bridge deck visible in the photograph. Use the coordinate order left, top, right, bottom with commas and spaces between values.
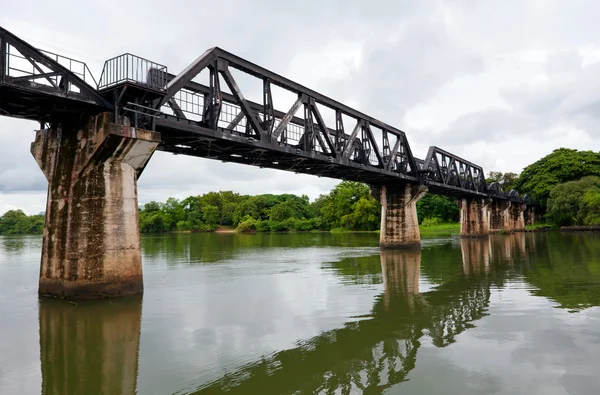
156, 114, 420, 185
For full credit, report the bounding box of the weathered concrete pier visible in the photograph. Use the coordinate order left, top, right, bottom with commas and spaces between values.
378, 184, 427, 249
32, 113, 159, 298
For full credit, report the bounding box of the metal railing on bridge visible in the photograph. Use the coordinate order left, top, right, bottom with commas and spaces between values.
0, 26, 110, 120
98, 53, 167, 92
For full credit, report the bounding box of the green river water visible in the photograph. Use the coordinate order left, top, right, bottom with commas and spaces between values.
1, 231, 599, 394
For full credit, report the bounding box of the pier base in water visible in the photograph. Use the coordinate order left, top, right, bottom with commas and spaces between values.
378, 184, 427, 249
459, 198, 491, 237
31, 113, 159, 299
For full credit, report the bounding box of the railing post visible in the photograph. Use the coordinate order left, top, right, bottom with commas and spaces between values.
0, 32, 6, 82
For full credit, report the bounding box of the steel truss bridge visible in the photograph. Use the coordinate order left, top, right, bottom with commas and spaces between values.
0, 26, 530, 203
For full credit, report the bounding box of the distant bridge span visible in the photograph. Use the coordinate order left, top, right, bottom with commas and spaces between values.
0, 26, 535, 299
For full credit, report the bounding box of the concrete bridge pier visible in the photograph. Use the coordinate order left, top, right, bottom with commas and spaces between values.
31, 113, 160, 299
458, 198, 491, 237
378, 184, 427, 249
523, 206, 536, 226
488, 200, 510, 233
507, 203, 527, 232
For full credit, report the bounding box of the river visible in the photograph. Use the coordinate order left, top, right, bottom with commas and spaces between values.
1, 232, 599, 394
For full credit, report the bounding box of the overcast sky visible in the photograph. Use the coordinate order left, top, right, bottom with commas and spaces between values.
2, 0, 600, 214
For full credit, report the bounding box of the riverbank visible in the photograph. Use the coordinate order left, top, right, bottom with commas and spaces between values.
560, 226, 600, 232
419, 223, 460, 234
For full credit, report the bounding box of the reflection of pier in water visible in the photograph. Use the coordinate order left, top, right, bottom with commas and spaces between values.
39, 297, 142, 395
461, 232, 533, 275
190, 240, 525, 394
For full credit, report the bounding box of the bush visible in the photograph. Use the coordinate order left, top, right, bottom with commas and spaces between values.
421, 217, 443, 227
330, 227, 351, 233
176, 221, 192, 231
546, 176, 600, 226
269, 220, 288, 232
236, 218, 257, 232
255, 220, 271, 232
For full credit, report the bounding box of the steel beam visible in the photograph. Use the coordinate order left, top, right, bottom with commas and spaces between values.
168, 99, 186, 119
386, 136, 401, 171
226, 111, 245, 130
310, 99, 336, 157
218, 61, 264, 138
364, 123, 383, 167
158, 47, 217, 108
0, 32, 6, 82
272, 96, 303, 139
343, 121, 362, 158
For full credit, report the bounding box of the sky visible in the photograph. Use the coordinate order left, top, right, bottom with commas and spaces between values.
1, 0, 600, 215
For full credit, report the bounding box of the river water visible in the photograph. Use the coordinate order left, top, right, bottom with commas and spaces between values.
1, 232, 599, 394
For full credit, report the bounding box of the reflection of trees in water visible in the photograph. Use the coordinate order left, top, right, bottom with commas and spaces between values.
0, 235, 41, 253
192, 247, 497, 394
460, 232, 600, 311
39, 297, 142, 395
140, 232, 379, 264
518, 232, 600, 310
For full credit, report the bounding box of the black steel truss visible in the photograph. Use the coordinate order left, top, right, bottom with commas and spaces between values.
0, 26, 110, 122
421, 146, 529, 203
146, 47, 421, 185
0, 26, 532, 204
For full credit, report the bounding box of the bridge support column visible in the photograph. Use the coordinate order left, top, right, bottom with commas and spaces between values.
379, 184, 427, 249
488, 199, 510, 233
31, 113, 160, 299
507, 203, 527, 232
523, 206, 536, 226
458, 198, 491, 237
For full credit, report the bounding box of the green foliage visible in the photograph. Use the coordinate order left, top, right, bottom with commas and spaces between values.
421, 217, 443, 227
514, 148, 600, 209
237, 218, 257, 232
546, 176, 600, 226
318, 181, 380, 230
416, 194, 459, 223
2, 181, 464, 235
0, 210, 45, 235
348, 196, 380, 231
418, 222, 460, 234
583, 187, 600, 225
486, 171, 519, 192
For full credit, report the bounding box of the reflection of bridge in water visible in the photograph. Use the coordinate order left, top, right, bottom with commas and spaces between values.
37, 233, 559, 394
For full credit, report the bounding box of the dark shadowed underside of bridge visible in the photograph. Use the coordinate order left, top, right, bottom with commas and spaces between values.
0, 25, 531, 204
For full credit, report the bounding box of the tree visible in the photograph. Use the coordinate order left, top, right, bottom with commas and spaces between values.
583, 187, 600, 225
0, 210, 45, 235
202, 205, 220, 227
486, 171, 519, 192
350, 196, 380, 230
162, 198, 185, 230
514, 149, 600, 209
546, 176, 600, 226
320, 181, 371, 228
269, 201, 296, 222
416, 194, 459, 223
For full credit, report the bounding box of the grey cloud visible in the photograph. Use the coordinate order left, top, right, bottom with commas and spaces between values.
3, 0, 600, 213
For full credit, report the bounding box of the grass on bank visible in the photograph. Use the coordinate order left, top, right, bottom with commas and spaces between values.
419, 223, 460, 234
525, 222, 554, 231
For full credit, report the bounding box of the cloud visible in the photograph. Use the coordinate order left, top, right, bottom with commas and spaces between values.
2, 0, 600, 214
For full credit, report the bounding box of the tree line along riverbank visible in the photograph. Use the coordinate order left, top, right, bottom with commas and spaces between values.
1, 148, 599, 235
